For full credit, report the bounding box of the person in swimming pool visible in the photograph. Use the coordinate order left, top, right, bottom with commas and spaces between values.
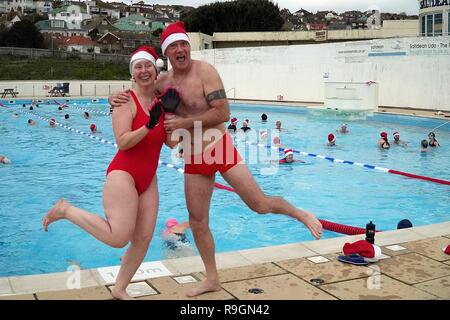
275, 120, 282, 130
278, 148, 305, 164
420, 139, 429, 152
0, 155, 11, 164
28, 119, 36, 126
378, 132, 390, 149
227, 117, 238, 133
43, 45, 179, 300
261, 113, 268, 122
162, 218, 194, 258
84, 112, 90, 119
337, 123, 349, 134
428, 132, 440, 147
327, 133, 336, 146
240, 120, 251, 132
392, 131, 407, 146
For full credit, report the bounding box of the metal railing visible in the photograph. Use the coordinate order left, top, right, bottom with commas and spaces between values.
226, 87, 236, 102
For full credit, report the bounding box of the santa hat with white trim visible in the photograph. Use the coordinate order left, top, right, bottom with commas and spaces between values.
129, 45, 158, 75
343, 240, 382, 262
160, 21, 190, 55
284, 148, 294, 157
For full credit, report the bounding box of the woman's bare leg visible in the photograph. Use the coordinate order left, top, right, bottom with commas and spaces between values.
111, 177, 159, 300
43, 171, 139, 248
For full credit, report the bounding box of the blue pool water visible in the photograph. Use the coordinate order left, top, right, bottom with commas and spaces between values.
0, 99, 449, 277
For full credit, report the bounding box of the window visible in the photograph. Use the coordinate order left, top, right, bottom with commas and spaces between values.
426, 14, 433, 36
421, 15, 425, 36
434, 13, 442, 36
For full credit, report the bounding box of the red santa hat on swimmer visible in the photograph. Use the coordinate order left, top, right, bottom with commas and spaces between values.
393, 132, 400, 138
160, 21, 190, 55
90, 123, 96, 131
129, 45, 158, 75
380, 132, 388, 139
343, 240, 382, 262
328, 133, 335, 143
284, 148, 294, 157
231, 117, 238, 124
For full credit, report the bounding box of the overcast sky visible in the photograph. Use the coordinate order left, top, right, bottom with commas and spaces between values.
114, 0, 419, 15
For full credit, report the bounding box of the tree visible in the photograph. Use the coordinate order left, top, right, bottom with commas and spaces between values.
0, 20, 45, 48
181, 0, 283, 35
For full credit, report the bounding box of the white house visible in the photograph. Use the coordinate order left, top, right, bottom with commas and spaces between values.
0, 0, 33, 13
33, 0, 52, 14
49, 4, 92, 30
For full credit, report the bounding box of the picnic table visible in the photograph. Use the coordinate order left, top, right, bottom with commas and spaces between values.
1, 89, 18, 98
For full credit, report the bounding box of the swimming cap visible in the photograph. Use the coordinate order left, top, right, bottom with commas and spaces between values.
397, 219, 413, 229
90, 123, 96, 131
380, 132, 388, 139
49, 118, 56, 125
328, 133, 335, 143
166, 218, 179, 229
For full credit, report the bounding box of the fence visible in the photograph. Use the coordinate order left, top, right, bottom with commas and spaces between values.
0, 47, 129, 63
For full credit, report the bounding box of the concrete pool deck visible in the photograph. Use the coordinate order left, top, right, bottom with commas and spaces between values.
1, 221, 449, 300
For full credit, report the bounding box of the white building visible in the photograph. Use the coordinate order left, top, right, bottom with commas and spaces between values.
0, 0, 33, 14
33, 0, 52, 14
366, 10, 381, 30
418, 0, 450, 36
49, 4, 92, 30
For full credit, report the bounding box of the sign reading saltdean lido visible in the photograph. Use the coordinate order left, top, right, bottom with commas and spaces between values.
420, 0, 449, 9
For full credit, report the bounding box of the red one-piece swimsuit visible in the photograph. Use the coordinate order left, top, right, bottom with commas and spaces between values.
106, 90, 166, 194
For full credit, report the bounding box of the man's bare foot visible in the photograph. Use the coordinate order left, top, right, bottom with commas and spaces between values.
186, 279, 221, 298
43, 199, 69, 232
111, 288, 134, 300
296, 210, 323, 240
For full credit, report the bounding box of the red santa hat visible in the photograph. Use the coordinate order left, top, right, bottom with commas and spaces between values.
160, 21, 190, 55
328, 133, 335, 143
284, 148, 294, 157
129, 45, 158, 75
90, 123, 96, 131
443, 244, 450, 255
393, 131, 400, 137
343, 240, 382, 261
231, 117, 238, 124
380, 131, 388, 139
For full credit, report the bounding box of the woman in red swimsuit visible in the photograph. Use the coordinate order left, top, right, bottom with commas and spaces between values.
43, 45, 178, 299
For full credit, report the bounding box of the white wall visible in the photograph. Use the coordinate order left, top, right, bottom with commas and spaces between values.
192, 36, 450, 111
0, 81, 131, 98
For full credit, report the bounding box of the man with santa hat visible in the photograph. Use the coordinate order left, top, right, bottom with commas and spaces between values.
109, 21, 323, 298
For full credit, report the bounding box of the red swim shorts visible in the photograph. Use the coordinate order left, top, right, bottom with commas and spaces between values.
184, 133, 242, 176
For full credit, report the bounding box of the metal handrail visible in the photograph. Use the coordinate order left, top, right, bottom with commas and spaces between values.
226, 87, 236, 102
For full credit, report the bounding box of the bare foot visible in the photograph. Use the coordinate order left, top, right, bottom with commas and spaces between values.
186, 279, 221, 298
111, 288, 134, 300
43, 199, 69, 232
296, 210, 323, 240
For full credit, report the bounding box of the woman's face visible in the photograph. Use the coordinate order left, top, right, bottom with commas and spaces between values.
132, 59, 156, 85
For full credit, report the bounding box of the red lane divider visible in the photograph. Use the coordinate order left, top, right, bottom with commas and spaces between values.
388, 169, 450, 186
212, 182, 382, 235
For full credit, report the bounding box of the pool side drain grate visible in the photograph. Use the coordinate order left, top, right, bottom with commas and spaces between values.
248, 288, 264, 294
310, 278, 325, 285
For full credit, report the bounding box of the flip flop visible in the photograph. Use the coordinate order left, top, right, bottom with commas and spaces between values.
338, 254, 369, 265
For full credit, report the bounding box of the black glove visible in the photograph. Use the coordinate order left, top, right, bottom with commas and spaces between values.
146, 99, 162, 129
159, 87, 180, 113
